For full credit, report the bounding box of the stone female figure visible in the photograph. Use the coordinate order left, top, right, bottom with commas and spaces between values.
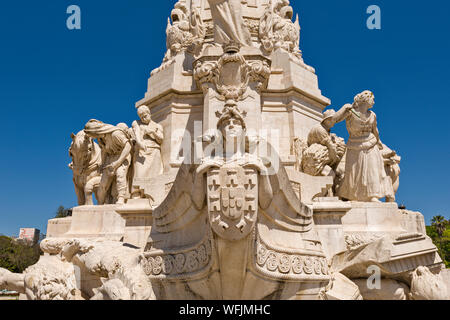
207, 0, 252, 46
334, 91, 394, 202
131, 106, 164, 199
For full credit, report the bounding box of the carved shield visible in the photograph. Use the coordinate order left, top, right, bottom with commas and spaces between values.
207, 164, 258, 241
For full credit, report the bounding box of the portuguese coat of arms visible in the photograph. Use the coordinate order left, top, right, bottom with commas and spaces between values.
207, 162, 258, 241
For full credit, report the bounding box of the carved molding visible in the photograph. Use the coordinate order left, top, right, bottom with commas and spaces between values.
253, 231, 330, 281
140, 231, 213, 279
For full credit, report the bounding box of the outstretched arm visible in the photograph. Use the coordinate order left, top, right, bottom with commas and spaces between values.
333, 103, 353, 124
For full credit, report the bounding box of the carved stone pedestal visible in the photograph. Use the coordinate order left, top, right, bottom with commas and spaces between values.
62, 205, 126, 241
313, 197, 351, 259
116, 199, 153, 249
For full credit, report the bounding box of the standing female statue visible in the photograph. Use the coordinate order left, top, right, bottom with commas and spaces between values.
207, 0, 252, 46
333, 91, 394, 202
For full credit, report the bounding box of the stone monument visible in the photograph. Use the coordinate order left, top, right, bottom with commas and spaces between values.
1, 0, 448, 300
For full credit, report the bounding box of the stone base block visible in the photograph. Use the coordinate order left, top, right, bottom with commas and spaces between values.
342, 202, 406, 236
116, 199, 153, 249
47, 217, 72, 238
63, 205, 126, 241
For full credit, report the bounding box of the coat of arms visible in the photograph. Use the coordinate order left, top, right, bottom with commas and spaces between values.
207, 162, 258, 241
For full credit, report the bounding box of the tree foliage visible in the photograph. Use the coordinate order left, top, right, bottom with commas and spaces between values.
427, 215, 449, 268
55, 205, 71, 218
0, 236, 41, 273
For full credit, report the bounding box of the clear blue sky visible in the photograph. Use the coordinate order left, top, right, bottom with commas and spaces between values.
0, 0, 448, 236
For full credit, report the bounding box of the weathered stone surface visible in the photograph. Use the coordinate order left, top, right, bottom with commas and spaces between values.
331, 234, 442, 280
352, 278, 410, 300
410, 266, 449, 300
319, 272, 363, 300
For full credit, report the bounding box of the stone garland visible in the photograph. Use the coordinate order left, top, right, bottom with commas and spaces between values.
140, 235, 213, 278
255, 234, 329, 278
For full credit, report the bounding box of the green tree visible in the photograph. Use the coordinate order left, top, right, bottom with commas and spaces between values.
427, 215, 450, 268
55, 206, 71, 218
432, 215, 448, 238
0, 236, 41, 273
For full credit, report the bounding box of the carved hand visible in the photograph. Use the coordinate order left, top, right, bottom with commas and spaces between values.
106, 162, 119, 174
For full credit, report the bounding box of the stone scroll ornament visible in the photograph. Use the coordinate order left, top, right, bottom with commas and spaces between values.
194, 41, 271, 101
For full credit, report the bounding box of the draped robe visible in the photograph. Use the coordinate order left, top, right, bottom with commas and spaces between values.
207, 0, 252, 46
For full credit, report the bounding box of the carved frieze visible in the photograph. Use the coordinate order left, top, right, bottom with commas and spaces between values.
253, 231, 330, 280
140, 232, 213, 279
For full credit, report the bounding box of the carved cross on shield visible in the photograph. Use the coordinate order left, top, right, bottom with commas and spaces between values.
207, 164, 258, 241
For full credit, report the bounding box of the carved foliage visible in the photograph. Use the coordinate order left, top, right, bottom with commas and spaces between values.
194, 51, 270, 99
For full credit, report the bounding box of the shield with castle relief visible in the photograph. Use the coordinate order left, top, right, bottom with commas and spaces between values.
207, 163, 258, 241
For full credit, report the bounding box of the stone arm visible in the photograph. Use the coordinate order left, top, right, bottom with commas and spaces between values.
372, 113, 383, 148
246, 160, 274, 209
259, 172, 274, 210
191, 160, 221, 209
324, 139, 339, 165
111, 142, 132, 171
132, 121, 145, 150
191, 170, 207, 210
151, 125, 164, 145
333, 103, 353, 124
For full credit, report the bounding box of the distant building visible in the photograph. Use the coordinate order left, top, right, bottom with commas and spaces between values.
18, 228, 40, 245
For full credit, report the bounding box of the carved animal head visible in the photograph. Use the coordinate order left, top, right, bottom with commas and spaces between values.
171, 2, 188, 26
69, 130, 96, 170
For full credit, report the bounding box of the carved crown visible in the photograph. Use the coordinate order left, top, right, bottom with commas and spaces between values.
223, 41, 241, 54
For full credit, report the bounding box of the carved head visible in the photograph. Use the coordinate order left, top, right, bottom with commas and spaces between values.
137, 105, 152, 125
275, 0, 292, 18
321, 109, 336, 130
69, 130, 94, 168
171, 2, 188, 25
280, 5, 293, 20
216, 105, 247, 144
354, 90, 375, 110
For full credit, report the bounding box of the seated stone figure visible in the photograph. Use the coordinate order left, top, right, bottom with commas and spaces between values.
302, 109, 346, 178
380, 143, 401, 202
84, 120, 132, 205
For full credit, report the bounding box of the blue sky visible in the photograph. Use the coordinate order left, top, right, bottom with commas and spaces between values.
0, 0, 448, 236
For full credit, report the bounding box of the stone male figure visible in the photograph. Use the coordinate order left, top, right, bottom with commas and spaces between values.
302, 109, 346, 177
84, 119, 132, 205
131, 106, 164, 199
